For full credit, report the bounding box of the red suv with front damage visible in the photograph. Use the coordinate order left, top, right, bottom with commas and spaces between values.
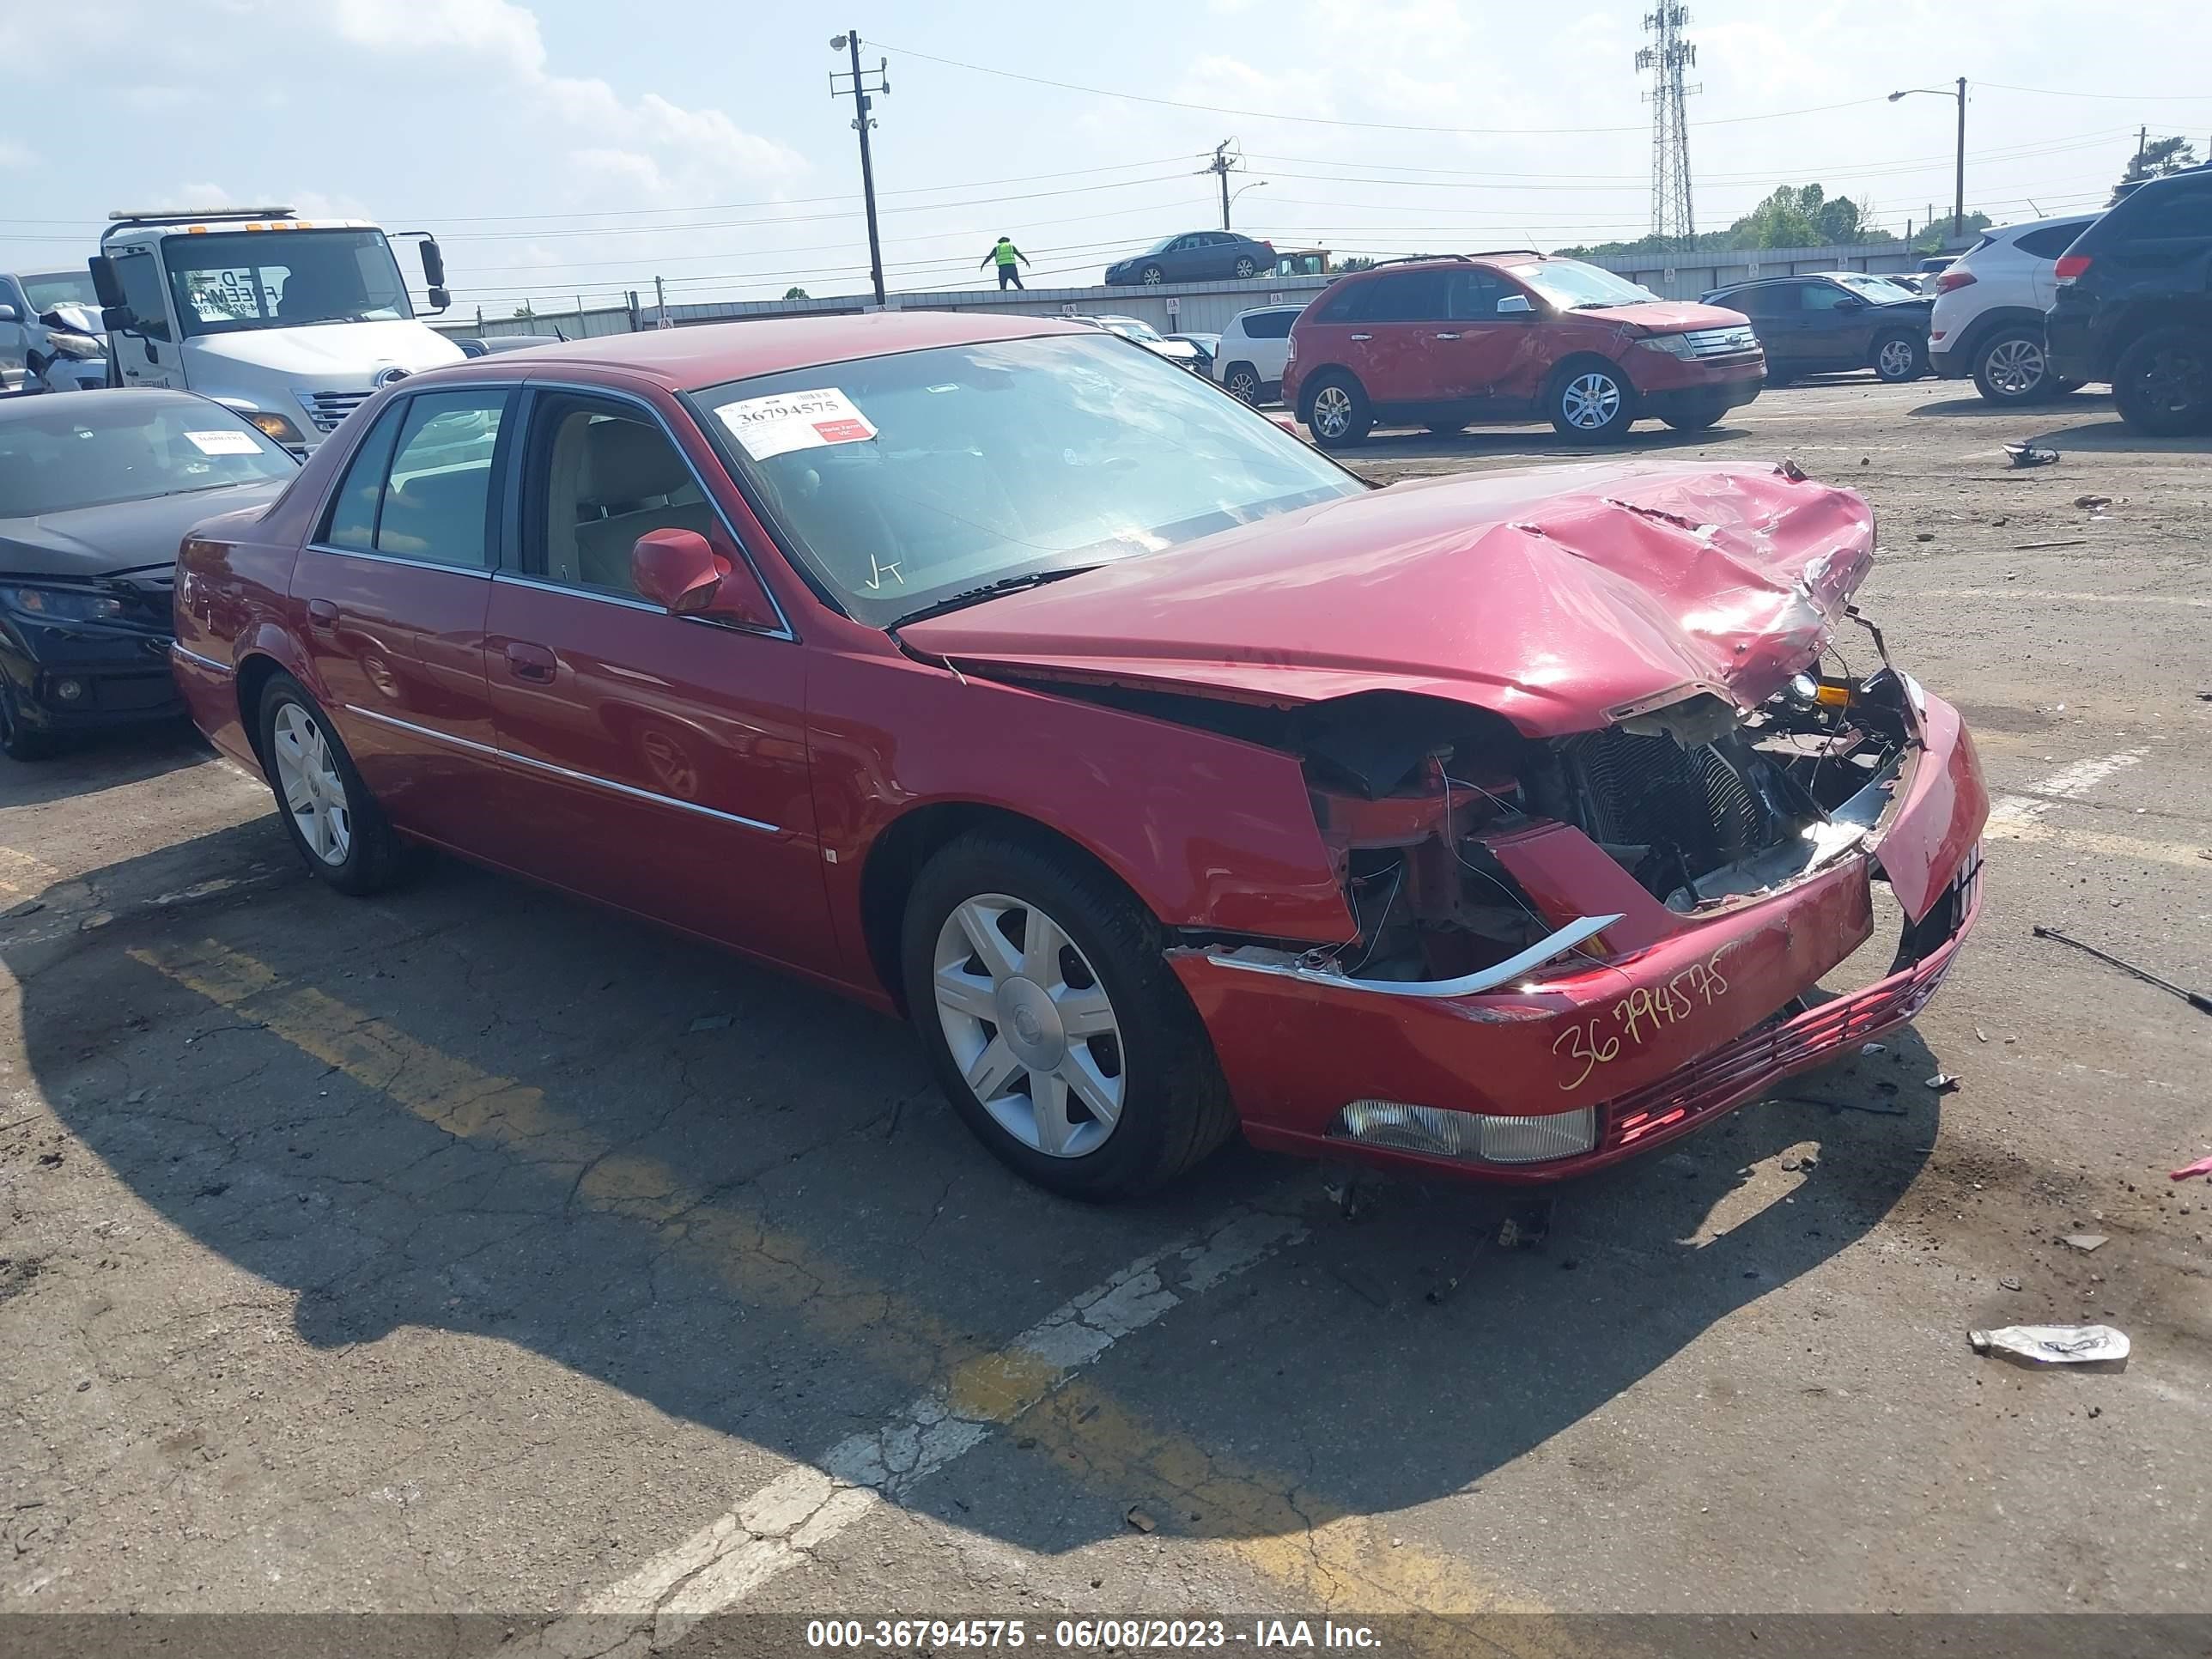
1285, 252, 1765, 446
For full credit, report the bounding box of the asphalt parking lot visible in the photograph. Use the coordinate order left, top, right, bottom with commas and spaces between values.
3, 376, 2208, 1648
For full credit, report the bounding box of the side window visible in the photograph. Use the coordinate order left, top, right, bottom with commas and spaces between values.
320, 400, 409, 551
1799, 283, 1852, 312
1363, 271, 1450, 322
1315, 281, 1370, 324
524, 394, 713, 596
112, 251, 173, 341
1447, 270, 1509, 319
2014, 222, 2090, 260
1243, 310, 1293, 340
374, 390, 507, 568
2145, 183, 2212, 240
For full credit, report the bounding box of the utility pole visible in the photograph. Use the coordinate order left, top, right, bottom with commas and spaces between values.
654, 274, 667, 329
1204, 139, 1243, 231
1636, 5, 1701, 249
1952, 76, 1966, 242
830, 31, 890, 307
2137, 125, 2149, 162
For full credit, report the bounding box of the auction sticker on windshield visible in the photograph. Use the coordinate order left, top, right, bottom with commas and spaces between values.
185, 429, 264, 456
714, 388, 877, 461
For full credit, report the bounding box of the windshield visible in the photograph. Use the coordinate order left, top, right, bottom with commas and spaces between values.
693, 332, 1364, 629
22, 272, 100, 314
1100, 317, 1162, 343
0, 400, 295, 517
161, 228, 414, 336
1517, 259, 1661, 310
1832, 273, 1922, 305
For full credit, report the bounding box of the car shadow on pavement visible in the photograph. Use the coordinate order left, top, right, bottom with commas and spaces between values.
0, 722, 212, 809
1905, 389, 2111, 419
11, 821, 1943, 1569
1361, 423, 1750, 461
2021, 416, 2212, 456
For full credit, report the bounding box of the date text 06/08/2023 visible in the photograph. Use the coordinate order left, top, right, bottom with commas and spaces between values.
805, 1617, 1383, 1649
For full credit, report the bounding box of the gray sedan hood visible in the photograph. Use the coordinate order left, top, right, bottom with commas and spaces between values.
0, 481, 288, 580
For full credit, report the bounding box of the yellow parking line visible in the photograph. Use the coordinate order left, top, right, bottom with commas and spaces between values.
130, 938, 1555, 1644
0, 847, 62, 900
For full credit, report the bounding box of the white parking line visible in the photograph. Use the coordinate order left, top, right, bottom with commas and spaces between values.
527, 1206, 1305, 1654
1989, 750, 2147, 826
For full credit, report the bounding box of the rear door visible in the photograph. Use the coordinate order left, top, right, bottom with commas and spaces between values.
483, 383, 835, 975
1354, 270, 1455, 405
290, 386, 510, 854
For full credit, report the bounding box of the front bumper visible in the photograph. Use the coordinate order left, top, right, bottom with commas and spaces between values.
1170, 690, 1987, 1184
1641, 375, 1765, 419
1, 628, 183, 734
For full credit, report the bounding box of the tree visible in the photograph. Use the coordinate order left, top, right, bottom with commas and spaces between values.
2113, 136, 2200, 202
783, 286, 811, 300
511, 303, 535, 320
1336, 257, 1376, 272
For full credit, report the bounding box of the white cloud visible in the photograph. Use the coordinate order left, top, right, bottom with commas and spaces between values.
0, 139, 33, 170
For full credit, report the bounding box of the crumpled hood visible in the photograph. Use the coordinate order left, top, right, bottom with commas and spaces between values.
0, 481, 289, 580
1568, 299, 1754, 333
897, 462, 1875, 738
184, 319, 465, 381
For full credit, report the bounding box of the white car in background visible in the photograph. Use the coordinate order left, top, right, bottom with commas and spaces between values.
1928, 214, 2099, 403
1211, 303, 1304, 404
1066, 313, 1206, 373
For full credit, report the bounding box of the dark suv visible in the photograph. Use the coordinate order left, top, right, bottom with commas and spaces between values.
1701, 273, 1932, 384
1283, 253, 1763, 446
2045, 166, 2212, 434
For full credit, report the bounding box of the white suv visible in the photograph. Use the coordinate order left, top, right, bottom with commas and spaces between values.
1212, 304, 1304, 404
1929, 215, 2097, 403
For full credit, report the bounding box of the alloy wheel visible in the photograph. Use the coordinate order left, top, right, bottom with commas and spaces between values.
270, 702, 352, 866
1233, 257, 1256, 277
1226, 368, 1260, 404
1560, 371, 1622, 430
933, 893, 1125, 1159
1984, 336, 2045, 398
2136, 343, 2205, 413
1310, 384, 1353, 438
1878, 338, 1917, 380
1140, 266, 1164, 286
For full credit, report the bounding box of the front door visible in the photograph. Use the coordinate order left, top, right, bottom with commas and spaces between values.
1795, 283, 1866, 368
289, 386, 509, 855
484, 386, 835, 977
1428, 268, 1548, 408
104, 247, 184, 390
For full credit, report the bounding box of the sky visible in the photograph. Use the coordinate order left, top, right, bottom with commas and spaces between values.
4, 0, 2211, 322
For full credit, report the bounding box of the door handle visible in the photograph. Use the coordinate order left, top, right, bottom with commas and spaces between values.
1433, 332, 1462, 340
1348, 333, 1372, 342
305, 599, 337, 628
503, 641, 557, 684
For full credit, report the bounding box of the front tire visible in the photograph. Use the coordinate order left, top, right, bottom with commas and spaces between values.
1662, 405, 1727, 431
0, 684, 58, 762
255, 673, 409, 896
1547, 362, 1637, 441
902, 833, 1236, 1199
1972, 326, 2055, 404
1872, 332, 1927, 383
2111, 326, 2212, 435
1302, 371, 1372, 448
1139, 264, 1165, 286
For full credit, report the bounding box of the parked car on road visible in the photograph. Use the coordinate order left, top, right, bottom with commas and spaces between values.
170, 315, 1984, 1198
1701, 273, 1931, 384
1066, 313, 1206, 372
1105, 231, 1275, 287
1925, 216, 2099, 404
1165, 332, 1219, 375
1286, 253, 1764, 446
2046, 166, 2212, 434
0, 389, 297, 759
0, 270, 109, 394
1212, 304, 1304, 404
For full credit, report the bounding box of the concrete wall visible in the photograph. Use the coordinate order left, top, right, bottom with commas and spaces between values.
434, 242, 1932, 342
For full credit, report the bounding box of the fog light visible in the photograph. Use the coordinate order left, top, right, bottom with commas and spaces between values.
53, 678, 84, 702
1334, 1099, 1597, 1164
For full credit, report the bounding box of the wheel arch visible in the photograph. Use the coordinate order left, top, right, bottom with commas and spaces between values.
2106, 301, 2212, 368
1952, 305, 2044, 364
1292, 362, 1362, 418
859, 800, 1146, 1015
1546, 350, 1641, 400
232, 631, 323, 773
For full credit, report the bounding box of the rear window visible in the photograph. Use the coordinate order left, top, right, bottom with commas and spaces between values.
1363, 270, 1450, 321
1238, 309, 1296, 340
2088, 178, 2212, 244
2014, 222, 2092, 260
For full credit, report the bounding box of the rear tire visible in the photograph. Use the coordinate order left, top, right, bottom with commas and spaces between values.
1302, 371, 1372, 448
902, 832, 1237, 1199
1232, 256, 1257, 278
1223, 362, 1262, 404
1972, 326, 2056, 404
254, 673, 410, 896
2111, 326, 2212, 435
1547, 361, 1637, 442
1872, 332, 1928, 383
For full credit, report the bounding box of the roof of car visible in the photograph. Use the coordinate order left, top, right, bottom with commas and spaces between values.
456, 311, 1089, 392
0, 386, 220, 426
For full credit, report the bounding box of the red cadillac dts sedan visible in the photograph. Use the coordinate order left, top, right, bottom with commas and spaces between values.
171, 314, 1986, 1198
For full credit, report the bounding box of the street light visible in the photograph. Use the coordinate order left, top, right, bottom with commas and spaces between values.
1227, 179, 1268, 226
1889, 78, 1967, 246
829, 30, 890, 307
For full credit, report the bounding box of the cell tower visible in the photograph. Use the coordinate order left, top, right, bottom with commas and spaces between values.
1636, 4, 1700, 246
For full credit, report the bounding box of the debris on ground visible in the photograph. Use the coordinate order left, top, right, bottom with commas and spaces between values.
2013, 538, 2087, 550
1497, 1199, 1554, 1249
1998, 1275, 2023, 1292
1969, 1324, 2129, 1368
1425, 1237, 1491, 1306
1860, 1042, 1887, 1056
2171, 1153, 2212, 1183
1925, 1073, 1961, 1094
2003, 441, 2059, 468
2073, 494, 2112, 508
1914, 532, 1936, 543
2032, 924, 2212, 1016
2063, 1234, 2110, 1254
1975, 1026, 1989, 1042
1125, 1505, 1158, 1534
686, 1013, 732, 1033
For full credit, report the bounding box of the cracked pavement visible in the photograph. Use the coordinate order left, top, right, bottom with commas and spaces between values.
0, 378, 2207, 1643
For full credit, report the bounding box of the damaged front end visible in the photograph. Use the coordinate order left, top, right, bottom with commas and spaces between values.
1164, 632, 1986, 1180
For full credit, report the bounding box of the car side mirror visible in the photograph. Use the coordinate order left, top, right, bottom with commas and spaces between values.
1494, 294, 1534, 316
0, 303, 15, 325
1836, 296, 1868, 312
631, 527, 779, 629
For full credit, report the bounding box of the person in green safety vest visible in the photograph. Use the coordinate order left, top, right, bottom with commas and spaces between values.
981, 235, 1030, 290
